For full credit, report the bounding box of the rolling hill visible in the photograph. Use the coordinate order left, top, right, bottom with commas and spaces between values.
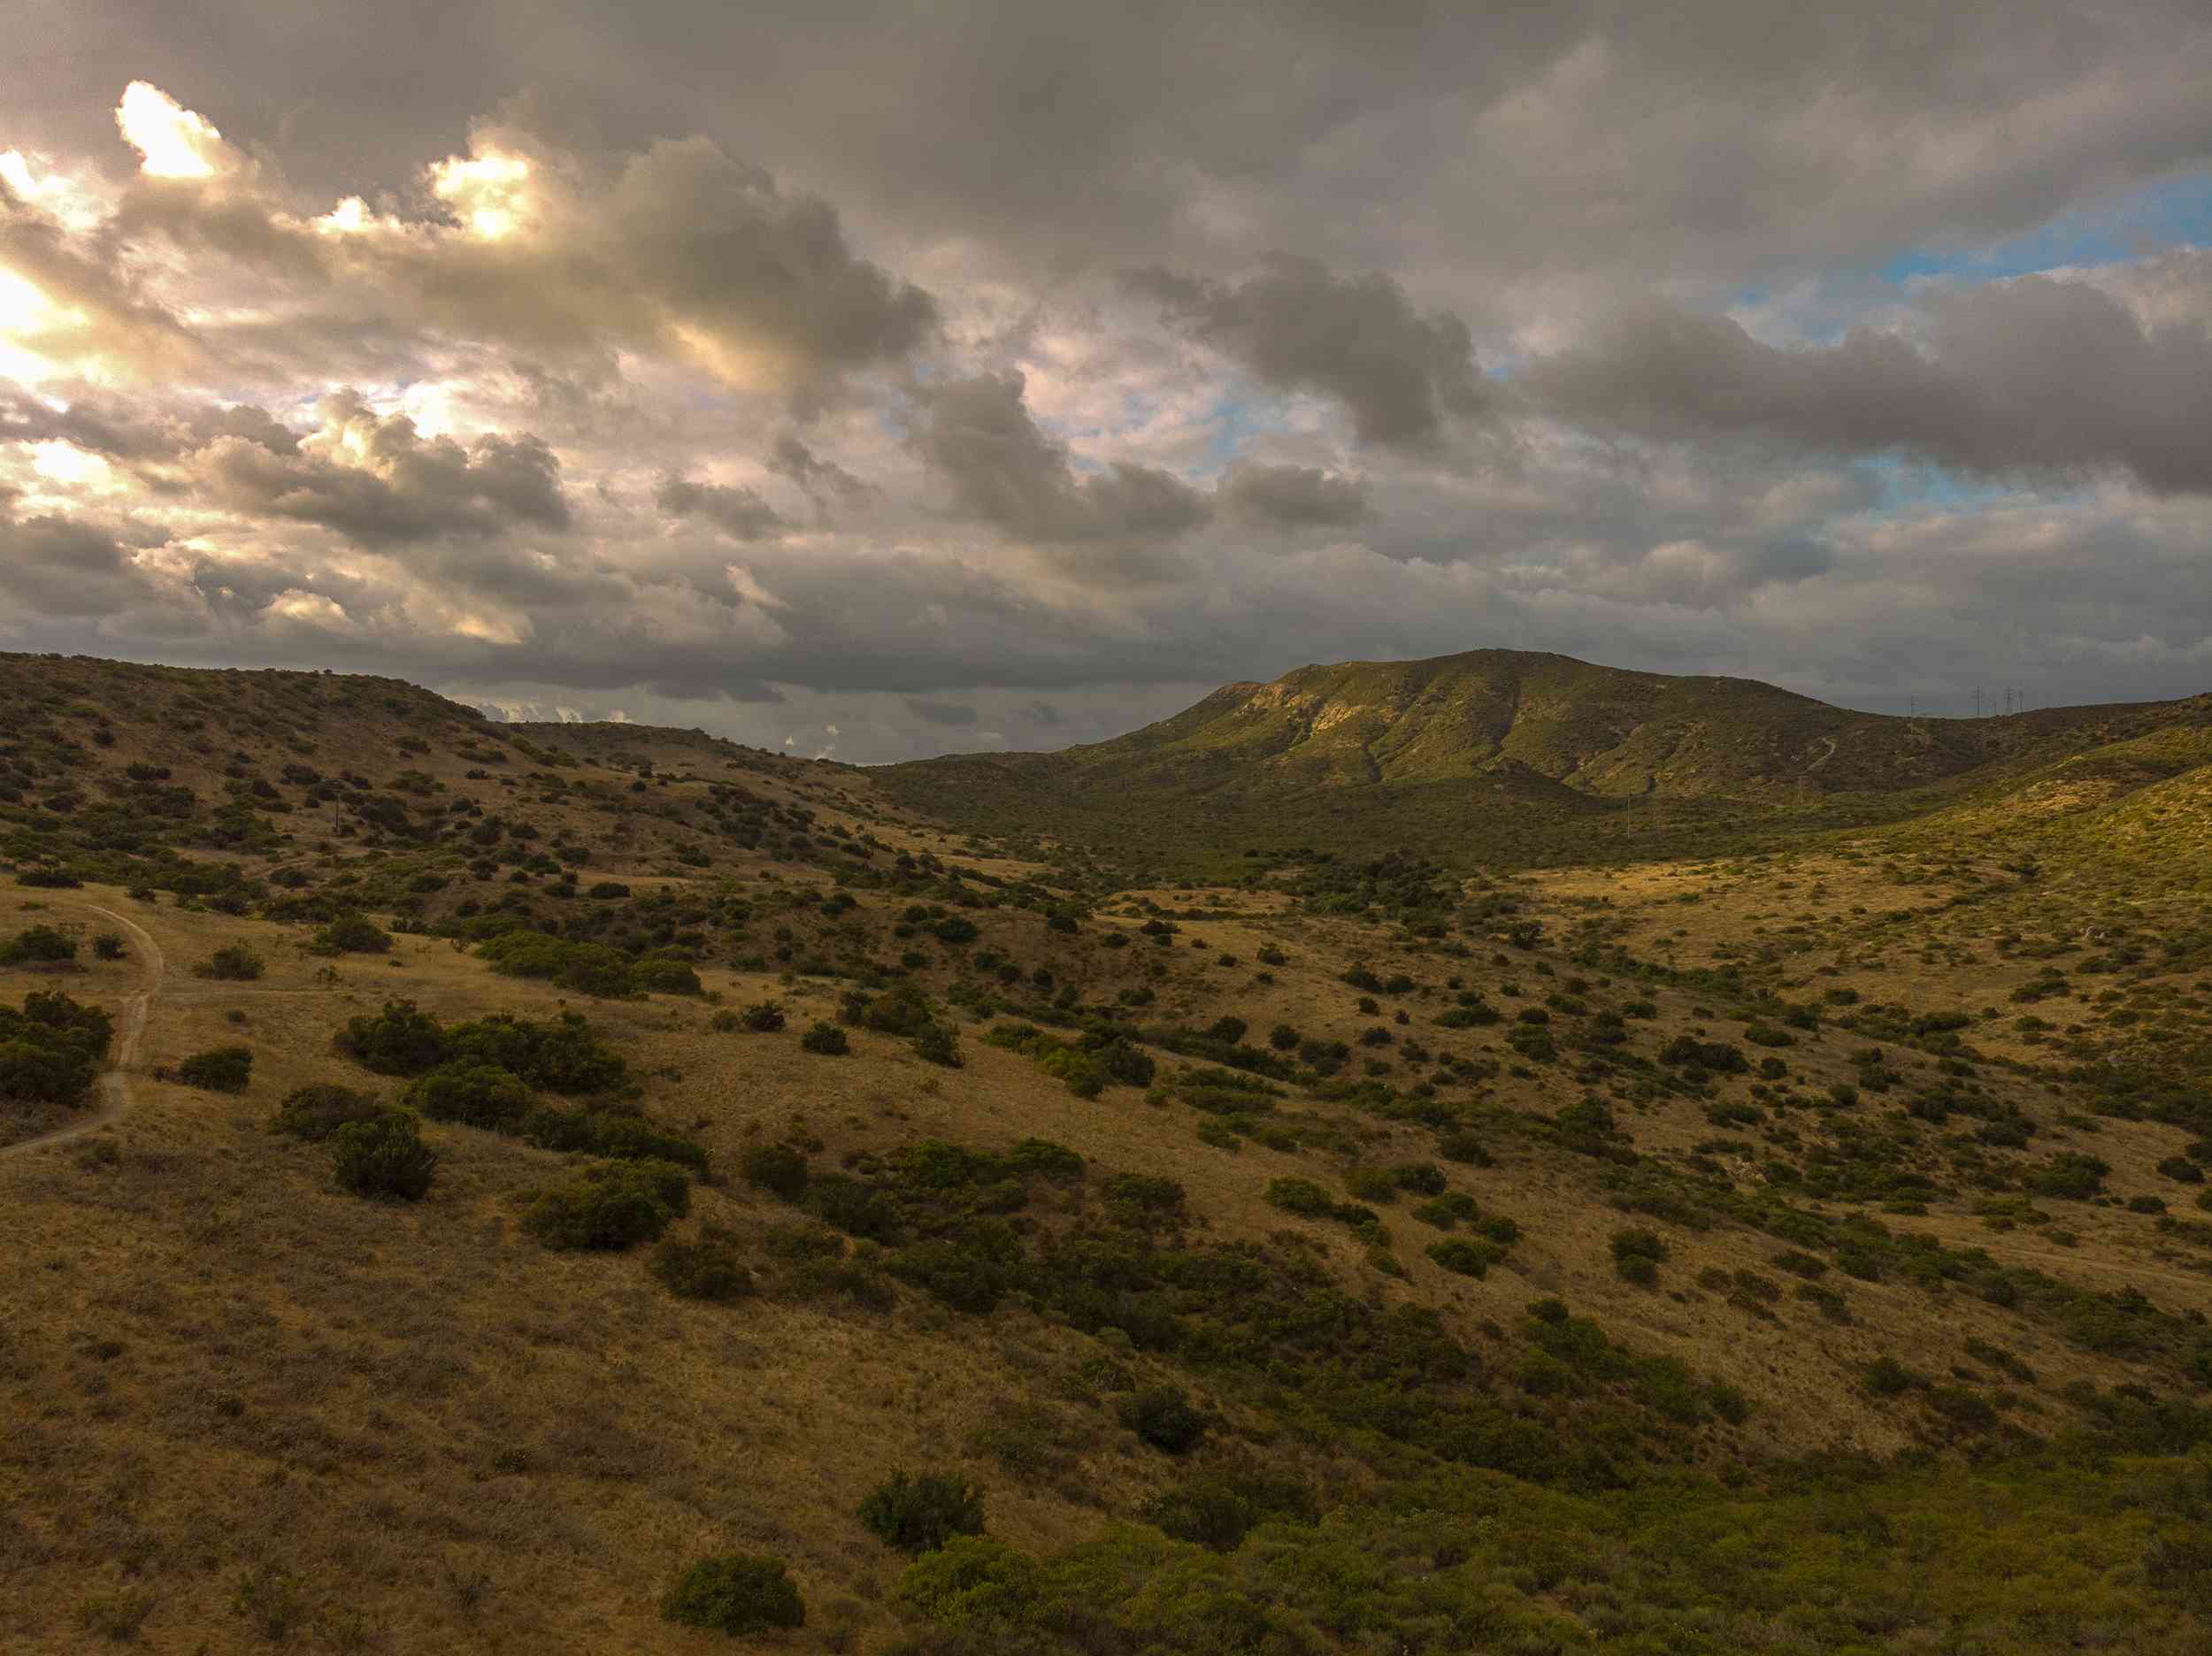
883, 648, 2212, 870
5, 648, 2212, 1653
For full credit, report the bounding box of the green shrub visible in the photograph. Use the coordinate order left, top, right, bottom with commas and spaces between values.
1120, 1385, 1207, 1454
897, 1537, 1039, 1628
1142, 1468, 1315, 1552
1264, 1177, 1334, 1217
1612, 1228, 1667, 1284
1345, 1166, 1400, 1203
312, 914, 391, 954
739, 1000, 787, 1031
524, 1107, 709, 1172
857, 1470, 987, 1553
2028, 1154, 2110, 1200
650, 1225, 755, 1301
2158, 1156, 2205, 1184
331, 1110, 437, 1200
800, 1022, 849, 1055
335, 1000, 447, 1076
403, 1062, 534, 1131
629, 954, 703, 995
441, 1010, 626, 1092
269, 1083, 385, 1142
91, 932, 125, 961
913, 1024, 964, 1067
741, 1143, 810, 1200
175, 1046, 253, 1092
660, 1554, 804, 1635
195, 944, 264, 982
0, 990, 113, 1106
1426, 1238, 1498, 1277
1864, 1354, 1920, 1396
0, 924, 77, 965
523, 1160, 689, 1249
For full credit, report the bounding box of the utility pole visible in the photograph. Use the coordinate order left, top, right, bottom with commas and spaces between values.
1975, 687, 1982, 718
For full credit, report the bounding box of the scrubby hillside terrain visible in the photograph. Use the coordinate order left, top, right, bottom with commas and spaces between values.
4, 650, 2212, 1653
883, 648, 2212, 871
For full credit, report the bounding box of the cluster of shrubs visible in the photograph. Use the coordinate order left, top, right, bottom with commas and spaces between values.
0, 989, 113, 1106
477, 930, 702, 997
0, 924, 79, 967
311, 914, 391, 955
985, 1023, 1155, 1097
336, 1000, 628, 1092
269, 1083, 436, 1200
174, 1046, 254, 1092
1612, 1227, 1671, 1286
195, 944, 265, 982
840, 983, 964, 1067
331, 999, 707, 1240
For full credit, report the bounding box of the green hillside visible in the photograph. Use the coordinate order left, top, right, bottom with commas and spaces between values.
884, 649, 2212, 872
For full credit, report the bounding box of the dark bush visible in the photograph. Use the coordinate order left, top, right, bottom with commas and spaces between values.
0, 989, 114, 1106
313, 914, 391, 954
738, 1000, 787, 1032
176, 1046, 253, 1092
1121, 1385, 1208, 1454
91, 932, 126, 961
2028, 1154, 2109, 1200
523, 1160, 689, 1249
442, 1011, 626, 1092
857, 1470, 987, 1553
403, 1062, 534, 1131
742, 1143, 810, 1200
650, 1225, 756, 1301
629, 955, 703, 995
270, 1083, 385, 1142
913, 1024, 964, 1068
524, 1107, 709, 1172
331, 1110, 437, 1200
1143, 1469, 1314, 1552
800, 1022, 849, 1055
195, 944, 264, 982
335, 1000, 447, 1076
0, 925, 77, 965
1426, 1238, 1497, 1277
2158, 1155, 2205, 1184
660, 1555, 804, 1635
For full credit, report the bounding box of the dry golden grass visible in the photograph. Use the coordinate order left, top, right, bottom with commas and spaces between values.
4, 834, 2209, 1649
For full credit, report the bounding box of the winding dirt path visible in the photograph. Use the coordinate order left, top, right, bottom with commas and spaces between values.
0, 904, 165, 1162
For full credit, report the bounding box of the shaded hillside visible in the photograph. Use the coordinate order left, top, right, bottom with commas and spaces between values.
8, 650, 2212, 1653
884, 648, 2212, 870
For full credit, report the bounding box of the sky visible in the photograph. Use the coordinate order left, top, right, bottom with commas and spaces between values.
2, 3, 2210, 763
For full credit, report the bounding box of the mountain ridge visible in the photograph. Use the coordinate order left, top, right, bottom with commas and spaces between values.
883, 645, 2212, 868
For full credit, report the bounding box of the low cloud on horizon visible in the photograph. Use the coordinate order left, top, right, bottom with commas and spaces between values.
4, 4, 2212, 762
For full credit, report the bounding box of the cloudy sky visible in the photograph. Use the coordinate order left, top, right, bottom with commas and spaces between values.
4, 3, 2211, 761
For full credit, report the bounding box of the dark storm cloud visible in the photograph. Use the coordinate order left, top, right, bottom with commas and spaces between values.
1530, 275, 2212, 494
655, 475, 787, 540
0, 490, 167, 617
191, 399, 570, 545
912, 371, 1211, 548
1219, 460, 1371, 528
767, 433, 872, 509
5, 5, 2212, 754
1129, 257, 1489, 451
904, 698, 979, 727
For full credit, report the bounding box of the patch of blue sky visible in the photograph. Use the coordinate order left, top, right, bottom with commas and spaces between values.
1878, 169, 2212, 286
1858, 454, 2093, 518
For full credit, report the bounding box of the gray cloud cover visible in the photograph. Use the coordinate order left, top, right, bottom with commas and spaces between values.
1, 4, 2210, 760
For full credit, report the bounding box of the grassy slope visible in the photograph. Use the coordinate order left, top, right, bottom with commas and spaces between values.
879, 648, 2212, 874
3, 654, 2212, 1651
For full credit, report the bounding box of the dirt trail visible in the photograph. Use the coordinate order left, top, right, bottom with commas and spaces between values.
0, 904, 165, 1162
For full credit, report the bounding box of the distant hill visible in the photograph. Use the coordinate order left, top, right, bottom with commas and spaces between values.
882, 648, 2212, 869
